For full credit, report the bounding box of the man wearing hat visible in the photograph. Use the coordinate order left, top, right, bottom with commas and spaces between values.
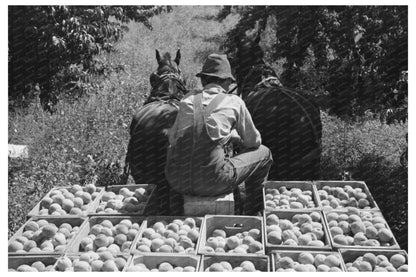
165, 54, 273, 215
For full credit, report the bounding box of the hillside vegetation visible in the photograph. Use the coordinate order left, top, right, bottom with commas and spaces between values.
8, 6, 407, 250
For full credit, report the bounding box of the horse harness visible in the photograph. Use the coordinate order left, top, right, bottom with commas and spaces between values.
247, 76, 321, 148
149, 71, 188, 102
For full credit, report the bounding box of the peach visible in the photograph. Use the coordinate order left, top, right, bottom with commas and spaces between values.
298, 234, 312, 246
310, 212, 321, 221
324, 254, 340, 268
266, 214, 279, 225
378, 228, 394, 243
73, 197, 84, 208
299, 252, 314, 264
350, 221, 365, 235
241, 261, 256, 272
267, 231, 282, 245
277, 256, 294, 269
248, 241, 263, 253
102, 260, 118, 272
358, 261, 372, 272
390, 254, 406, 268
150, 238, 164, 251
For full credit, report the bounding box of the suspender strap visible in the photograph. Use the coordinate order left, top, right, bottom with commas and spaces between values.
193, 92, 227, 138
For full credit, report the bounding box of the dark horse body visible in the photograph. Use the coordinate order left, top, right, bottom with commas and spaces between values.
125, 49, 187, 214
233, 35, 322, 181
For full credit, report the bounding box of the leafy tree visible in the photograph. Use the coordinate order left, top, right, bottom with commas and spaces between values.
9, 6, 170, 112
220, 6, 407, 118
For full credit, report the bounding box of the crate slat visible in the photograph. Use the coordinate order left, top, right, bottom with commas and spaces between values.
8, 255, 60, 271
124, 253, 201, 271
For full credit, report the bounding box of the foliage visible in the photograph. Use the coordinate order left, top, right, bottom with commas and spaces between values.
9, 5, 170, 112
321, 111, 407, 250
220, 6, 408, 118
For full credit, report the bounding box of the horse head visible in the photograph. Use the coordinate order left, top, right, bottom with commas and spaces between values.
147, 49, 187, 103
233, 32, 265, 94
240, 64, 281, 100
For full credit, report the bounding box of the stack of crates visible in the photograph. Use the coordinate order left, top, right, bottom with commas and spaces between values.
264, 180, 407, 272
8, 180, 408, 272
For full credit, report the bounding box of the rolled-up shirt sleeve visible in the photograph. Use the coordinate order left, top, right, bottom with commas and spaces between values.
236, 99, 262, 149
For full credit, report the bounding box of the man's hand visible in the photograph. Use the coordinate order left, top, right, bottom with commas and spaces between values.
229, 129, 244, 152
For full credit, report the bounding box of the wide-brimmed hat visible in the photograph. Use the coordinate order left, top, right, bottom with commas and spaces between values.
196, 54, 236, 82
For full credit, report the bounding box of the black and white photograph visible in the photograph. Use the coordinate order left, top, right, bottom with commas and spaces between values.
7, 2, 409, 272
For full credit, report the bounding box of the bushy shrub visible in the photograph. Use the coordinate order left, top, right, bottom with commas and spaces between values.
321, 111, 408, 250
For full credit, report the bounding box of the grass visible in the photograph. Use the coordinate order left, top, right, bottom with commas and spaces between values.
8, 6, 407, 250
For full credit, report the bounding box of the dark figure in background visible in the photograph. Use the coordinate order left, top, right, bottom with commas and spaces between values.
232, 33, 322, 181
125, 49, 188, 215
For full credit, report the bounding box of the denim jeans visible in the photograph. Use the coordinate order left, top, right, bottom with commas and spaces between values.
227, 144, 273, 215
168, 144, 273, 216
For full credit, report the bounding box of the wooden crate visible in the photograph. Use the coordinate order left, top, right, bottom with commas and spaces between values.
271, 250, 346, 271
263, 181, 320, 212
314, 181, 379, 212
339, 248, 408, 271
184, 192, 234, 216
90, 184, 157, 216
198, 215, 265, 256
131, 216, 204, 255
8, 255, 59, 271
200, 254, 270, 272
264, 210, 332, 253
55, 253, 130, 271
66, 215, 145, 254
124, 254, 201, 272
323, 210, 400, 250
27, 186, 104, 218
8, 216, 87, 256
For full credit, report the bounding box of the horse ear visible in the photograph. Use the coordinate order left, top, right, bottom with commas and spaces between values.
174, 49, 181, 65
155, 49, 161, 64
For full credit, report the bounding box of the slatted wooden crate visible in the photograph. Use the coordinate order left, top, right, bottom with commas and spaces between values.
90, 184, 157, 216
8, 216, 87, 256
131, 216, 204, 255
27, 186, 104, 218
184, 192, 234, 216
8, 255, 59, 271
323, 210, 400, 250
124, 253, 201, 272
263, 181, 320, 212
198, 215, 265, 256
271, 250, 346, 271
263, 210, 332, 253
314, 181, 379, 212
339, 248, 408, 272
200, 254, 270, 272
66, 215, 145, 254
